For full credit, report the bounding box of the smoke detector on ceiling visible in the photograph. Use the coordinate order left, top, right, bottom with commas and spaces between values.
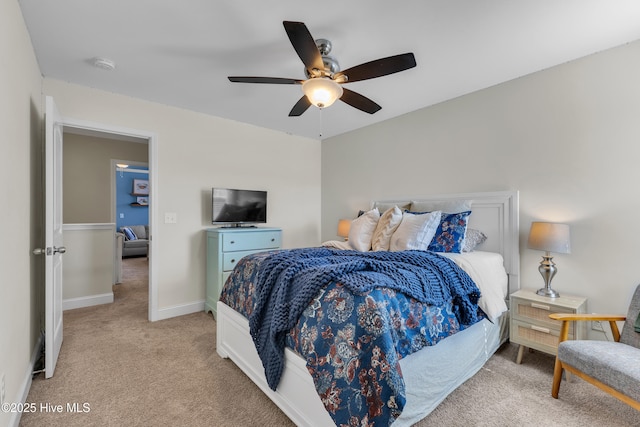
92, 57, 116, 71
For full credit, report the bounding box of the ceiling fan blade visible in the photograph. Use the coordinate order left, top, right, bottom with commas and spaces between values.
337, 53, 416, 83
228, 76, 303, 84
340, 88, 382, 114
288, 95, 312, 116
283, 21, 324, 73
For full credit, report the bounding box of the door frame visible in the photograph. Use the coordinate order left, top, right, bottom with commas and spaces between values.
61, 117, 159, 321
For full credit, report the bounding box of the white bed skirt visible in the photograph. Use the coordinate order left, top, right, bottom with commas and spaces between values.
216, 301, 507, 427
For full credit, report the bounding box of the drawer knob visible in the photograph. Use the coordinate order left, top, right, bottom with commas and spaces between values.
230, 259, 236, 263
271, 238, 275, 242
230, 240, 235, 244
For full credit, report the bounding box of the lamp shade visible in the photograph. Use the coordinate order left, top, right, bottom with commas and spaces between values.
302, 78, 343, 108
527, 222, 571, 254
337, 219, 351, 238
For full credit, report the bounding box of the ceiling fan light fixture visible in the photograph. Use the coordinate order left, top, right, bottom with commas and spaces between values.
302, 78, 343, 108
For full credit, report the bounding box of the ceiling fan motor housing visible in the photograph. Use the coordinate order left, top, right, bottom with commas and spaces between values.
304, 38, 340, 78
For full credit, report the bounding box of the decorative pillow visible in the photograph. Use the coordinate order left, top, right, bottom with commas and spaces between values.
462, 228, 487, 252
371, 206, 403, 251
410, 199, 472, 214
428, 211, 472, 253
121, 227, 137, 241
389, 211, 442, 251
373, 201, 411, 213
348, 208, 380, 251
130, 225, 147, 240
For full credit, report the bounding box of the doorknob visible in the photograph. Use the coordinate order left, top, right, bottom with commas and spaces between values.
33, 248, 46, 255
54, 246, 67, 254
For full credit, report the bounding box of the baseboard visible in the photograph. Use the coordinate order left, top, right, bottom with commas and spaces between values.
62, 292, 114, 311
155, 300, 205, 321
10, 332, 43, 427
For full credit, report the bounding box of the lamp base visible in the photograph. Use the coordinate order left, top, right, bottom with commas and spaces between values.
536, 287, 560, 298
537, 253, 559, 298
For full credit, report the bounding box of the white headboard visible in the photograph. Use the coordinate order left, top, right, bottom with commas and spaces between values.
371, 191, 520, 294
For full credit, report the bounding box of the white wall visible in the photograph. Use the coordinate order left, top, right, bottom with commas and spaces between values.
0, 1, 44, 426
322, 40, 640, 335
62, 224, 116, 308
63, 132, 148, 223
43, 78, 322, 314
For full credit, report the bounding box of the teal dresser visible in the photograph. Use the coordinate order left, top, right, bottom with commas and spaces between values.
205, 227, 282, 318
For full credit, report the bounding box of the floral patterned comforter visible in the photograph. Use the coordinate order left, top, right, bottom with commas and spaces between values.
219, 250, 484, 426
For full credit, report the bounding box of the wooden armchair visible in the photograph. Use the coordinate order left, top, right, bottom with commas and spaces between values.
549, 284, 640, 410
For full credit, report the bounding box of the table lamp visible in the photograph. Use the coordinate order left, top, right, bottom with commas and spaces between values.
527, 222, 571, 298
337, 219, 351, 241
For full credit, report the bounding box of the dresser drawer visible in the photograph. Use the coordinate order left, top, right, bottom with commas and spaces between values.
222, 231, 281, 252
222, 271, 232, 287
511, 296, 575, 334
223, 249, 269, 271
511, 319, 572, 355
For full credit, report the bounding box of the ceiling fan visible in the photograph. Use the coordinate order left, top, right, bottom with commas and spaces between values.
228, 21, 417, 117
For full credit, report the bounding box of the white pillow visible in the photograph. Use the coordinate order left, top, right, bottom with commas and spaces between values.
410, 199, 472, 214
389, 211, 442, 251
371, 206, 403, 251
373, 201, 411, 212
321, 240, 352, 250
348, 208, 380, 251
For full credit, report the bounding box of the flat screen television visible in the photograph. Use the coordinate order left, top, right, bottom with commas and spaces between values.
211, 188, 267, 227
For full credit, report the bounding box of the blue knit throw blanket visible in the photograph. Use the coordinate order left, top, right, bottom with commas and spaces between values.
248, 248, 481, 390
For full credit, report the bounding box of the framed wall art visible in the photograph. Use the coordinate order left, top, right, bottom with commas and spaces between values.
132, 179, 149, 195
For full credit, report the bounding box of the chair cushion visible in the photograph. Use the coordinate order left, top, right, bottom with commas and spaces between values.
558, 340, 640, 402
124, 239, 148, 249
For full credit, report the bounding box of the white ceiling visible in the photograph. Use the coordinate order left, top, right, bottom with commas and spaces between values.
18, 0, 640, 140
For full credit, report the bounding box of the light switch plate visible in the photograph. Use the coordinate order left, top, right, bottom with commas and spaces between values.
164, 212, 177, 223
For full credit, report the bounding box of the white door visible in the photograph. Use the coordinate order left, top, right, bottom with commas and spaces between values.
41, 96, 65, 378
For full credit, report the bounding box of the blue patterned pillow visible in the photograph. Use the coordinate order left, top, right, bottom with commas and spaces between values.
428, 211, 471, 253
404, 210, 471, 253
122, 227, 137, 241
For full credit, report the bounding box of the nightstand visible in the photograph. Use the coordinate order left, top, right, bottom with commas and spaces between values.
510, 288, 587, 364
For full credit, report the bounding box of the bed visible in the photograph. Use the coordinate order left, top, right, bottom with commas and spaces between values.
216, 191, 519, 426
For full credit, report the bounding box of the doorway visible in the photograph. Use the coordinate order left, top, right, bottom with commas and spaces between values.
61, 118, 158, 321
112, 160, 149, 287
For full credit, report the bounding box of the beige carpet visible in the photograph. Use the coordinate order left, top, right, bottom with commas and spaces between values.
20, 257, 639, 426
